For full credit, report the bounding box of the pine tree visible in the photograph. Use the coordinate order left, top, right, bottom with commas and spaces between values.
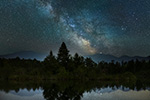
73, 53, 84, 66
85, 57, 96, 68
44, 51, 55, 62
57, 42, 70, 70
44, 51, 58, 74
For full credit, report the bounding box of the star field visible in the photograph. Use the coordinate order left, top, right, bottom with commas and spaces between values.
0, 0, 150, 57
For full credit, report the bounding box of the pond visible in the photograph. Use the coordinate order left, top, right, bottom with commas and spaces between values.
0, 81, 150, 100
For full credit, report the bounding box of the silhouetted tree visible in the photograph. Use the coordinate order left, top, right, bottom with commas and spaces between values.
0, 58, 3, 67
85, 57, 96, 68
57, 42, 70, 70
73, 53, 84, 67
44, 51, 58, 74
44, 51, 54, 62
135, 59, 141, 72
126, 60, 135, 73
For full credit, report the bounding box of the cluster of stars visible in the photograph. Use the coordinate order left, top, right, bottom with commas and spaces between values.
0, 0, 150, 57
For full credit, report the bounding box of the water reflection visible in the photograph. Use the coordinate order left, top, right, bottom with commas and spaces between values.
0, 89, 45, 100
82, 90, 150, 100
0, 80, 150, 100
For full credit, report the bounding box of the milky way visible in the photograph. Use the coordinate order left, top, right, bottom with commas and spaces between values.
0, 0, 150, 56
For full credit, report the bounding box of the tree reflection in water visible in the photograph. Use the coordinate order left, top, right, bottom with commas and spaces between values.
0, 80, 150, 100
43, 82, 83, 100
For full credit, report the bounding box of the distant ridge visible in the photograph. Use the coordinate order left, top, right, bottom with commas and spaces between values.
0, 51, 47, 61
1, 51, 150, 62
86, 54, 150, 63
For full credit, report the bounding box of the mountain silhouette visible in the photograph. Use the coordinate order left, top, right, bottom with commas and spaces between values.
1, 51, 150, 62
0, 51, 47, 61
86, 54, 150, 63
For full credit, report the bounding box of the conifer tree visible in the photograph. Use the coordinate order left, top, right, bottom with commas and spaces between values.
57, 42, 70, 70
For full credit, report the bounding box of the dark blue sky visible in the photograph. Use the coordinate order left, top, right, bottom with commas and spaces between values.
0, 0, 150, 57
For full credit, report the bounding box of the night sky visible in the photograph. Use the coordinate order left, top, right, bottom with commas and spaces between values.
0, 0, 150, 57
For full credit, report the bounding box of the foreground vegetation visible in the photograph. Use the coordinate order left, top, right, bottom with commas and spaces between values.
0, 42, 150, 83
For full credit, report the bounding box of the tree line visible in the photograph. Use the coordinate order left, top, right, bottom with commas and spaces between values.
0, 42, 150, 82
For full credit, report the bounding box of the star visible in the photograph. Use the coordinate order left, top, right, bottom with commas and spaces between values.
0, 0, 150, 57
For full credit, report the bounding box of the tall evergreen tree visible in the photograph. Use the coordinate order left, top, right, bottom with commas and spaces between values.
57, 42, 70, 70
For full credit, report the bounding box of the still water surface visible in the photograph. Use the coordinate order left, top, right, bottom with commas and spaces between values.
0, 81, 150, 100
